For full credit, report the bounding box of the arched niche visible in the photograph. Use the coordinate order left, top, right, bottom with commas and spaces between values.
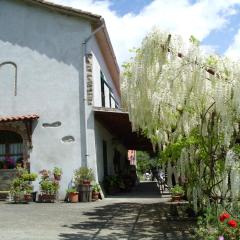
0, 61, 17, 96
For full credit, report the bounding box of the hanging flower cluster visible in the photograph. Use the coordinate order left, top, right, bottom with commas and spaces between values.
122, 28, 240, 148
122, 28, 240, 208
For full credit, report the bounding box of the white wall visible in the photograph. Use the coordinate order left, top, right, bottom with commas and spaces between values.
0, 0, 92, 197
88, 37, 120, 108
94, 121, 127, 182
83, 33, 125, 185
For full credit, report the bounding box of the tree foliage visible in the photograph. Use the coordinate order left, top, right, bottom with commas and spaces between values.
122, 28, 240, 212
136, 151, 160, 175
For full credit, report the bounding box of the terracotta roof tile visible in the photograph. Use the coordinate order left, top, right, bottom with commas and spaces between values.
0, 114, 39, 122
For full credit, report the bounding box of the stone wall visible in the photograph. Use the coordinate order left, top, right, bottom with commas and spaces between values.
86, 53, 93, 105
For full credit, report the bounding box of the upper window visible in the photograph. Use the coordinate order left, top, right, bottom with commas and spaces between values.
0, 131, 23, 169
100, 71, 119, 109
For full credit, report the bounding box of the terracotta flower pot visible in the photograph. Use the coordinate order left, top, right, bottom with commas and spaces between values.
83, 180, 91, 185
24, 194, 32, 202
39, 194, 55, 203
13, 193, 30, 203
13, 194, 22, 203
68, 192, 79, 203
54, 174, 61, 181
171, 195, 182, 202
92, 191, 99, 201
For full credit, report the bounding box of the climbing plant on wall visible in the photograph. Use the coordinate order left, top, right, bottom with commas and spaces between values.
122, 28, 240, 213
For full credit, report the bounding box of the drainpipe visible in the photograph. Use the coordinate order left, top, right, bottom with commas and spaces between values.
83, 19, 105, 55
81, 19, 105, 167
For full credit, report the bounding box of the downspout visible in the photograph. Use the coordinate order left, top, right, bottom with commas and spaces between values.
81, 19, 105, 167
83, 20, 105, 55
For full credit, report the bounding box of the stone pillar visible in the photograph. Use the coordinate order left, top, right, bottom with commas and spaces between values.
86, 53, 93, 105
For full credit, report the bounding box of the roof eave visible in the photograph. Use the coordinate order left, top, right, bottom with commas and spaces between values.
94, 21, 121, 97
21, 0, 101, 23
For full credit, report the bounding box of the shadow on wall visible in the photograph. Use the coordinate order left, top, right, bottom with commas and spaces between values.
59, 202, 196, 240
0, 0, 87, 69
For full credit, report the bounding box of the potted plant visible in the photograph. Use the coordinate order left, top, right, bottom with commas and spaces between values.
74, 167, 95, 185
22, 172, 38, 181
23, 186, 34, 202
67, 188, 79, 203
10, 167, 37, 203
11, 188, 24, 202
39, 169, 50, 179
74, 167, 95, 202
53, 167, 62, 181
92, 183, 101, 201
39, 169, 59, 203
170, 184, 184, 201
39, 179, 59, 202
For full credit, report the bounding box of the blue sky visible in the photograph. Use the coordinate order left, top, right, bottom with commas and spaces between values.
201, 5, 240, 55
52, 0, 240, 64
109, 0, 154, 15
109, 0, 240, 56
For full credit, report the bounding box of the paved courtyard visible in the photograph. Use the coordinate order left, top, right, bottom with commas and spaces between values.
0, 182, 195, 240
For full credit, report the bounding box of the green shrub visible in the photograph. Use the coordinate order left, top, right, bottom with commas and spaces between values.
170, 184, 184, 196
92, 183, 101, 193
22, 173, 38, 181
53, 167, 62, 176
40, 179, 59, 194
10, 167, 37, 196
74, 167, 95, 185
66, 187, 78, 193
103, 175, 120, 188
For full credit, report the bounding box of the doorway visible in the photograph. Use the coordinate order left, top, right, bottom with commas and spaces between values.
103, 140, 108, 177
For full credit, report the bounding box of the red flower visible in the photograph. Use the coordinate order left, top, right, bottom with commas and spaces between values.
227, 219, 237, 228
219, 213, 230, 222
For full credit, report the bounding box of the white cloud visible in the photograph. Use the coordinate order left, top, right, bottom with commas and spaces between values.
200, 44, 219, 56
225, 29, 240, 60
49, 0, 240, 65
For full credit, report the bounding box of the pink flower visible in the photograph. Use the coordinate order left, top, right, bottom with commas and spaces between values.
218, 236, 224, 240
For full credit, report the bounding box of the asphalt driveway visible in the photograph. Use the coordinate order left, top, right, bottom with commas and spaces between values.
0, 182, 195, 240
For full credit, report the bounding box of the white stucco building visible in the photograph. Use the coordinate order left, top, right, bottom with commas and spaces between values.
0, 0, 151, 198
